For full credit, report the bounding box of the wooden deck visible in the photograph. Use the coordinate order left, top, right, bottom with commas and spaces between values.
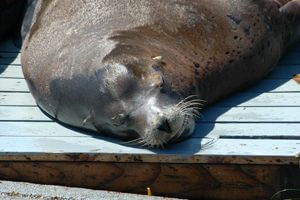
0, 38, 299, 199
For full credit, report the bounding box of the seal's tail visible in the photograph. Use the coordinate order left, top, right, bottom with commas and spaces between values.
279, 0, 300, 46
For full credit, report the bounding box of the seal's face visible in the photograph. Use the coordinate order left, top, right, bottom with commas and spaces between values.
95, 62, 199, 148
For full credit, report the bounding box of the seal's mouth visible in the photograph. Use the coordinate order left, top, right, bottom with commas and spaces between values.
125, 95, 203, 148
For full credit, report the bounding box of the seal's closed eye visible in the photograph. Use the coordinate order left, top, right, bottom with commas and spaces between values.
111, 113, 128, 126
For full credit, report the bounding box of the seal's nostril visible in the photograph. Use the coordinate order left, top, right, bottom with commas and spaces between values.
157, 118, 172, 133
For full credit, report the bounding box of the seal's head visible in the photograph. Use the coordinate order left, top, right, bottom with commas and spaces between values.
92, 61, 202, 148
124, 95, 200, 148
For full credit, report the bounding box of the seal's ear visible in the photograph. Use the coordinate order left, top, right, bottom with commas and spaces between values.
152, 56, 163, 61
147, 56, 164, 88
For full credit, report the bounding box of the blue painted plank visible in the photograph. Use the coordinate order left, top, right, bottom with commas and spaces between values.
244, 79, 300, 92
0, 106, 52, 121
213, 92, 300, 107
0, 79, 29, 92
0, 92, 36, 106
201, 107, 300, 122
0, 136, 298, 159
190, 138, 300, 157
0, 122, 88, 137
0, 65, 23, 78
194, 123, 300, 138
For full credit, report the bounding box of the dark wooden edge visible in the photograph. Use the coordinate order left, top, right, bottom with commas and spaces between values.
0, 153, 299, 165
1, 161, 299, 199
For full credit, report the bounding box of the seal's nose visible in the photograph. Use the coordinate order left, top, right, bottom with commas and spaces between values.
156, 117, 172, 133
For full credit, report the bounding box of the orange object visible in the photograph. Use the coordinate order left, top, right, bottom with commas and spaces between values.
147, 187, 152, 196
293, 74, 300, 84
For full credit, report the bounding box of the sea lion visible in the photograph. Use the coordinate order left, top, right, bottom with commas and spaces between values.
21, 0, 300, 148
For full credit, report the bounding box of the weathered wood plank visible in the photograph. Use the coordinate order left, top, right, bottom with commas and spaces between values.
0, 122, 89, 137
0, 106, 52, 121
213, 92, 300, 107
201, 107, 300, 122
0, 65, 23, 78
1, 121, 299, 139
0, 136, 299, 164
244, 79, 300, 92
0, 92, 36, 106
0, 79, 29, 92
194, 123, 300, 138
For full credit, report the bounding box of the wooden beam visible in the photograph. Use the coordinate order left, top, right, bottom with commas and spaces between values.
0, 161, 290, 199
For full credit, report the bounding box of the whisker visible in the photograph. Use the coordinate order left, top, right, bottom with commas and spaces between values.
141, 142, 149, 147
181, 108, 201, 114
122, 137, 142, 144
179, 101, 204, 107
177, 98, 206, 108
176, 101, 204, 110
176, 99, 201, 107
181, 99, 205, 103
183, 113, 200, 119
130, 137, 147, 146
178, 105, 203, 112
176, 95, 199, 107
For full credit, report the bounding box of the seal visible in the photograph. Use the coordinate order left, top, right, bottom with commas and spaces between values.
21, 0, 300, 148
